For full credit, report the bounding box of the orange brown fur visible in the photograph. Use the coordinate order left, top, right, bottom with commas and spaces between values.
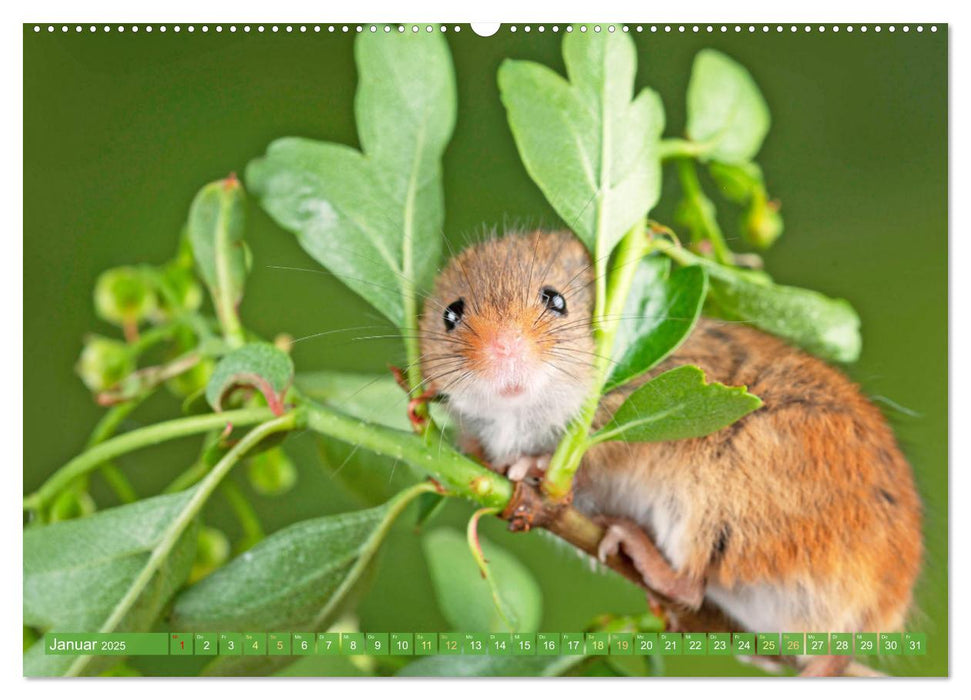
581, 318, 923, 633
422, 229, 923, 639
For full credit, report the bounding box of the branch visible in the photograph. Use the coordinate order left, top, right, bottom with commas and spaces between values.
501, 480, 738, 633
301, 399, 737, 634
24, 407, 277, 512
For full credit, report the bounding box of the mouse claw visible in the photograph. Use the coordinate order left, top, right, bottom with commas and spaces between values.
506, 454, 551, 482
597, 523, 625, 564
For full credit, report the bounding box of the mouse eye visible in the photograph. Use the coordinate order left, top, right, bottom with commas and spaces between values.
443, 299, 465, 332
540, 287, 567, 316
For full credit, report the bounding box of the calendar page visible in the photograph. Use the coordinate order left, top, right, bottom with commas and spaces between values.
22, 20, 947, 679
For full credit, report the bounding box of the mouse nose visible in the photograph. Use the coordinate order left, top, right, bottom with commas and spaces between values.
487, 329, 526, 360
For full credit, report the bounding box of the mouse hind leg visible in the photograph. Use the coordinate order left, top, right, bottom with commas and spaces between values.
595, 515, 705, 611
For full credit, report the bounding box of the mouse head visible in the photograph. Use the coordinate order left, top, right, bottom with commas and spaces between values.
419, 230, 595, 417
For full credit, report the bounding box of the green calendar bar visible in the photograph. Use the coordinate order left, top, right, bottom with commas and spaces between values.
904, 632, 927, 655
586, 632, 609, 655
562, 632, 585, 655
659, 632, 682, 655
683, 632, 707, 656
390, 633, 413, 656
41, 630, 930, 656
317, 632, 340, 655
537, 632, 560, 655
340, 632, 365, 655
782, 632, 805, 655
806, 633, 829, 655
268, 633, 290, 655
43, 633, 169, 656
610, 633, 634, 655
855, 633, 878, 656
708, 633, 731, 656
880, 633, 902, 656
194, 633, 217, 656
463, 632, 487, 655
414, 632, 438, 655
292, 633, 315, 655
635, 632, 658, 655
170, 632, 192, 655
243, 633, 266, 655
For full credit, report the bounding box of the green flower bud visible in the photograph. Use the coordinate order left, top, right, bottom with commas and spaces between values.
740, 191, 784, 250
165, 357, 214, 398
246, 448, 297, 496
94, 267, 157, 327
709, 161, 764, 204
76, 336, 134, 392
154, 264, 203, 321
188, 526, 231, 584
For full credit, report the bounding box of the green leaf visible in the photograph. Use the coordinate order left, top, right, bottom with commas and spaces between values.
686, 49, 770, 163
702, 262, 861, 362
498, 31, 664, 258
605, 257, 707, 391
206, 343, 294, 414
295, 371, 411, 430
172, 485, 430, 675
246, 32, 456, 328
23, 492, 199, 676
397, 653, 584, 677
187, 175, 248, 340
422, 528, 542, 633
594, 365, 762, 444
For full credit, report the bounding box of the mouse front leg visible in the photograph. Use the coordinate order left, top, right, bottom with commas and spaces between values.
596, 516, 705, 611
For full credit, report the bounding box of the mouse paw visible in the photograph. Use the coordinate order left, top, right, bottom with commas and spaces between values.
596, 516, 705, 611
505, 454, 551, 482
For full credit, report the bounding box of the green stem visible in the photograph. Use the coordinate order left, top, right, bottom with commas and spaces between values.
658, 137, 706, 161
220, 479, 265, 544
67, 411, 300, 677
675, 158, 733, 265
164, 458, 211, 494
467, 507, 515, 631
304, 401, 513, 509
543, 221, 650, 501
24, 407, 276, 512
98, 464, 138, 504
77, 393, 149, 508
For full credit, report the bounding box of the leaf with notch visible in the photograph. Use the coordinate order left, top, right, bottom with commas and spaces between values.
499, 31, 664, 259
206, 343, 294, 415
23, 492, 198, 676
246, 32, 456, 328
686, 49, 770, 164
594, 365, 762, 444
606, 256, 707, 391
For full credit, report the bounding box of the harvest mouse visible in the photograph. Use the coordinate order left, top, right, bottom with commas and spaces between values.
418, 230, 923, 676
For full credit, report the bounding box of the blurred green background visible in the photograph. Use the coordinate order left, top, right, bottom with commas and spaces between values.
23, 25, 947, 676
